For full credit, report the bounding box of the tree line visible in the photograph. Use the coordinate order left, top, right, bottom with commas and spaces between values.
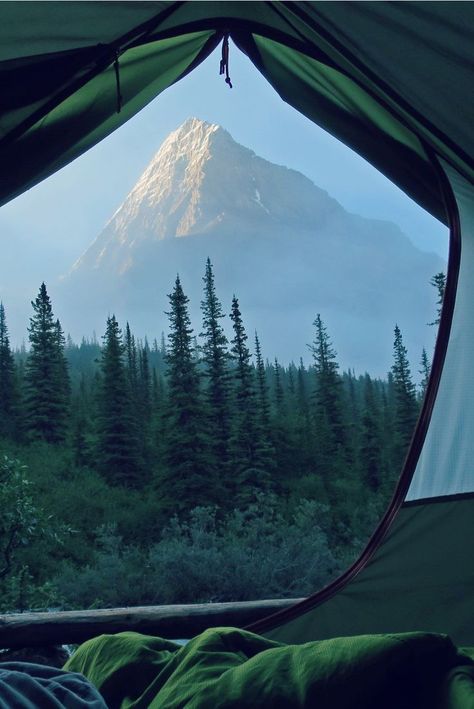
0, 263, 445, 610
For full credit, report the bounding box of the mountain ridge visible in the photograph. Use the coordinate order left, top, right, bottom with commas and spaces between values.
62, 117, 444, 376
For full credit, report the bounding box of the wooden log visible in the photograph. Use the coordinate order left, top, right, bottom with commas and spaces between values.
0, 598, 302, 650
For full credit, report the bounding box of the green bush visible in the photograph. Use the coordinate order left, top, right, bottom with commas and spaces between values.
0, 455, 71, 611
54, 495, 342, 609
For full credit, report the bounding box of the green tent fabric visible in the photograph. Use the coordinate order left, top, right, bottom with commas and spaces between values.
1, 1, 474, 648
1, 2, 472, 217
64, 627, 474, 708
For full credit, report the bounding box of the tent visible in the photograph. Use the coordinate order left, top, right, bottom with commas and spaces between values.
1, 1, 473, 647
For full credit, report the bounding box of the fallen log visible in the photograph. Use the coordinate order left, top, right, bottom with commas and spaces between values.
0, 598, 302, 650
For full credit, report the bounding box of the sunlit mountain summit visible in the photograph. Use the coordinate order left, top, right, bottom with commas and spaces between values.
71, 117, 342, 275
64, 117, 443, 375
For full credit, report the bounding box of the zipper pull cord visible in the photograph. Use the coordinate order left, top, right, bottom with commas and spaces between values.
219, 33, 233, 89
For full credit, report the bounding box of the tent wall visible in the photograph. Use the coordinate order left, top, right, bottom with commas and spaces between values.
249, 159, 474, 644
252, 495, 474, 647
408, 165, 474, 500
1, 1, 473, 645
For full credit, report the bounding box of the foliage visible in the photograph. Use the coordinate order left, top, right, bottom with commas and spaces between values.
428, 272, 446, 327
391, 325, 419, 467
0, 268, 438, 611
23, 283, 70, 442
200, 258, 232, 483
229, 296, 274, 502
0, 303, 17, 438
54, 496, 342, 609
162, 276, 211, 513
97, 315, 143, 487
0, 455, 71, 611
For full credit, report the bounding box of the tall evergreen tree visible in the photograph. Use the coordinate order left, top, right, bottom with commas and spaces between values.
419, 347, 431, 400
308, 314, 352, 510
54, 318, 70, 417
163, 276, 210, 513
97, 315, 143, 487
391, 324, 419, 466
296, 358, 310, 427
429, 272, 447, 326
138, 341, 152, 425
273, 358, 285, 418
229, 296, 272, 502
0, 303, 17, 437
359, 374, 384, 491
125, 322, 138, 402
254, 332, 270, 429
24, 283, 69, 442
310, 314, 346, 451
200, 258, 232, 480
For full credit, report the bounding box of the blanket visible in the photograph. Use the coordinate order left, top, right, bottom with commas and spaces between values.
64, 626, 474, 709
0, 661, 107, 708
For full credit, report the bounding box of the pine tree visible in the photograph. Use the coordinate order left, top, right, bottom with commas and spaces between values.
0, 303, 17, 438
391, 324, 419, 466
163, 276, 210, 513
308, 314, 351, 507
97, 315, 143, 487
53, 318, 70, 420
296, 358, 310, 427
24, 283, 69, 442
229, 295, 272, 502
138, 341, 152, 425
125, 322, 138, 402
359, 374, 384, 491
273, 358, 285, 418
419, 347, 431, 399
428, 272, 447, 326
310, 314, 345, 451
200, 258, 232, 481
254, 332, 270, 429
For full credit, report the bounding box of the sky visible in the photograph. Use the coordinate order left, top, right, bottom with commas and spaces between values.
0, 41, 448, 344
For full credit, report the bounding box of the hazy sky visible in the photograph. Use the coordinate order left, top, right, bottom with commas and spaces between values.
0, 41, 448, 342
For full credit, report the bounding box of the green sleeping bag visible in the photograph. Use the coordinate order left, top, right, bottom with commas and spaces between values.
65, 627, 474, 708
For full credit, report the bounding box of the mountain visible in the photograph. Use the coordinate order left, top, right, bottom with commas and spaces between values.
61, 117, 444, 376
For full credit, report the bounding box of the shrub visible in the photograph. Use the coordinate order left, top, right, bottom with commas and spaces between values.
54, 495, 342, 609
0, 455, 71, 611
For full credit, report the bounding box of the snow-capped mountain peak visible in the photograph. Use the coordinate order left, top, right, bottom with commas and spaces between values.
71, 117, 337, 274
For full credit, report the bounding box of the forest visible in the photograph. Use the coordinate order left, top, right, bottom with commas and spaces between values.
0, 261, 445, 612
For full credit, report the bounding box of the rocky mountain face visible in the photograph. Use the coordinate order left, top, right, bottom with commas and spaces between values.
63, 117, 444, 376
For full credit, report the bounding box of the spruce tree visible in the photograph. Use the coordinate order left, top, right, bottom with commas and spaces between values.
0, 303, 17, 438
125, 322, 138, 404
97, 315, 143, 487
391, 324, 419, 466
273, 358, 285, 418
359, 374, 384, 491
254, 332, 270, 429
296, 358, 310, 428
163, 276, 210, 513
271, 357, 299, 491
419, 348, 431, 400
53, 318, 71, 421
229, 295, 272, 502
138, 341, 152, 425
24, 283, 69, 442
309, 314, 350, 506
310, 314, 346, 451
200, 258, 232, 481
136, 341, 153, 464
428, 272, 447, 326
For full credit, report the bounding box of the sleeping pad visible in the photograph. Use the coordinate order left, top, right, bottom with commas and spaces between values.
64, 626, 474, 708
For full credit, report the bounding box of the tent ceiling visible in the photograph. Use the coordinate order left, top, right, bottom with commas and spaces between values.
1, 1, 473, 226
